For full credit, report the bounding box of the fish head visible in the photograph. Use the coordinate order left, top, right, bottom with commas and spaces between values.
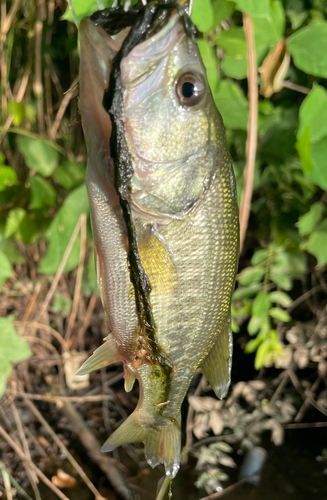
120, 11, 225, 221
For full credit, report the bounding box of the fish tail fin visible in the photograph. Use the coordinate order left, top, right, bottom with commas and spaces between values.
102, 411, 181, 477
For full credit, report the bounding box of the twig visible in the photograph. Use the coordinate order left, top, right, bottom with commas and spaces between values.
287, 285, 323, 313
294, 370, 327, 422
199, 478, 248, 500
22, 396, 105, 500
0, 461, 34, 500
16, 392, 113, 403
0, 0, 8, 121
66, 213, 87, 342
239, 12, 258, 252
22, 283, 42, 323
75, 292, 98, 350
34, 0, 45, 134
60, 400, 135, 500
283, 422, 327, 429
11, 403, 41, 500
0, 0, 20, 37
15, 321, 68, 350
49, 75, 79, 140
184, 375, 205, 457
282, 80, 310, 94
0, 426, 70, 500
35, 215, 84, 322
156, 476, 172, 500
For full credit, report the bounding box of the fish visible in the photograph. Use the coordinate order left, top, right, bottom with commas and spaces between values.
77, 1, 239, 478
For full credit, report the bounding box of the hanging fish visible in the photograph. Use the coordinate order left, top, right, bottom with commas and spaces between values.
77, 0, 239, 477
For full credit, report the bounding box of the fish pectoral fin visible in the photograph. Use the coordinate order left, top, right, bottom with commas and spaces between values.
201, 319, 233, 400
76, 336, 121, 375
102, 411, 181, 477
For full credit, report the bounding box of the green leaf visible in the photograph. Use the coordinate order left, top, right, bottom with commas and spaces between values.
233, 282, 261, 300
252, 292, 271, 317
221, 55, 247, 79
216, 27, 247, 79
306, 219, 327, 266
4, 208, 38, 243
286, 0, 308, 30
0, 317, 31, 398
7, 101, 25, 126
0, 252, 13, 289
298, 202, 324, 236
5, 208, 26, 238
245, 334, 264, 353
306, 138, 327, 190
255, 338, 271, 370
216, 28, 246, 58
17, 137, 59, 177
52, 291, 72, 317
296, 86, 327, 189
0, 166, 18, 191
192, 0, 214, 32
248, 315, 265, 335
235, 0, 270, 16
212, 0, 236, 26
40, 185, 89, 274
238, 266, 265, 285
52, 159, 85, 190
287, 22, 327, 78
29, 175, 56, 209
253, 1, 286, 61
270, 271, 292, 290
214, 80, 249, 130
297, 86, 327, 143
269, 291, 292, 307
296, 128, 314, 174
62, 0, 113, 24
197, 39, 220, 94
269, 307, 291, 322
251, 248, 269, 266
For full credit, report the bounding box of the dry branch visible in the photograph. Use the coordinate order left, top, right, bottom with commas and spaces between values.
239, 12, 258, 252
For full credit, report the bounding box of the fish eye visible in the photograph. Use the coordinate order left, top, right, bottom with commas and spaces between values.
176, 72, 205, 107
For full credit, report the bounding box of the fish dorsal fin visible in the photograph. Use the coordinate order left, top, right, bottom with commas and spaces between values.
201, 319, 233, 399
76, 336, 121, 375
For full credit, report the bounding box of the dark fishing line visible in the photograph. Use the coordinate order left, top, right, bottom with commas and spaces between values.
99, 2, 196, 371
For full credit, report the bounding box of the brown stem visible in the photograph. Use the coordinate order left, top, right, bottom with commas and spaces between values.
0, 426, 70, 500
66, 212, 87, 342
60, 400, 135, 500
239, 12, 258, 253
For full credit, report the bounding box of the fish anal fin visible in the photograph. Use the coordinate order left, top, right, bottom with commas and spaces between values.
201, 319, 233, 400
76, 336, 121, 375
124, 368, 136, 392
102, 411, 181, 477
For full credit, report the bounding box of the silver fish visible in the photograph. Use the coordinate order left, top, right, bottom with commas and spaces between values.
78, 3, 239, 477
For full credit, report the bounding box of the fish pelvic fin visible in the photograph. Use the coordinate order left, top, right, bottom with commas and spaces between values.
201, 318, 233, 400
76, 336, 121, 375
102, 411, 181, 477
